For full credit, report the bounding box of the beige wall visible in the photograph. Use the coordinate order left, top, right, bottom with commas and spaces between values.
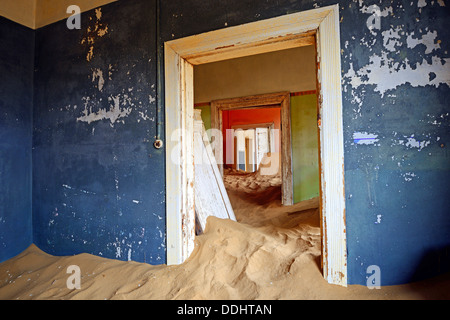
0, 0, 116, 29
0, 0, 36, 29
194, 45, 317, 103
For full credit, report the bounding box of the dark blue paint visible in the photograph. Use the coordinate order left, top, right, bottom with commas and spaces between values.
32, 0, 165, 264
0, 17, 34, 262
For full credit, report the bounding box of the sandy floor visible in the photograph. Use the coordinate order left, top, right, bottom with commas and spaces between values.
0, 168, 449, 300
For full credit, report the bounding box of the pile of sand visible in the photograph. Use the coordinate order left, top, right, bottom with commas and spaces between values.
0, 170, 449, 300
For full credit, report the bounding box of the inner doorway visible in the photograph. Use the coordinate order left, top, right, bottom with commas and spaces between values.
230, 121, 276, 173
208, 92, 293, 205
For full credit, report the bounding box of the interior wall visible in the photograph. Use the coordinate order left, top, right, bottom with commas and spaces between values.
0, 16, 34, 262
194, 45, 317, 103
0, 0, 117, 29
32, 0, 165, 264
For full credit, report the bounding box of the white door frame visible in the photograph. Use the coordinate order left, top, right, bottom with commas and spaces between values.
164, 4, 347, 286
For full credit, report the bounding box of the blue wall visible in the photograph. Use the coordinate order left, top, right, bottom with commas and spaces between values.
32, 0, 165, 264
1, 0, 449, 286
0, 17, 34, 262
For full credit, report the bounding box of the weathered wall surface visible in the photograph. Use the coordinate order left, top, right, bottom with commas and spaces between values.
162, 0, 450, 285
0, 17, 34, 262
194, 46, 317, 103
339, 0, 450, 285
32, 0, 166, 264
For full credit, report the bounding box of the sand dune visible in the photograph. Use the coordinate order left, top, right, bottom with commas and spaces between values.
0, 169, 449, 300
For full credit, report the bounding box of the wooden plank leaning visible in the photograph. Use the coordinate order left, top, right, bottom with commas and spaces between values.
193, 109, 236, 234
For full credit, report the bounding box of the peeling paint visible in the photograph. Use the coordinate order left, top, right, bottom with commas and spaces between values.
91, 68, 105, 92
345, 52, 450, 98
375, 214, 382, 224
353, 132, 379, 145
62, 184, 96, 195
418, 0, 427, 8
80, 8, 109, 62
405, 136, 431, 151
344, 1, 450, 115
77, 95, 132, 125
402, 172, 417, 182
406, 30, 441, 54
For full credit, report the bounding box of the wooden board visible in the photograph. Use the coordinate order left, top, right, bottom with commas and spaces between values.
194, 110, 236, 233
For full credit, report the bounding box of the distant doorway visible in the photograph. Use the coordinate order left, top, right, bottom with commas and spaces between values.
230, 122, 275, 173
210, 92, 293, 205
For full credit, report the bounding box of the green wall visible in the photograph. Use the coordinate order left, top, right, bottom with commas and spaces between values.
194, 105, 211, 134
290, 94, 319, 203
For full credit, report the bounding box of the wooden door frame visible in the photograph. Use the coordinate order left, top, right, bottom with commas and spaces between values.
164, 4, 347, 286
211, 92, 293, 205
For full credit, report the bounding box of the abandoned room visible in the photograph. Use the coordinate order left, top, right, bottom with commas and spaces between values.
0, 0, 449, 300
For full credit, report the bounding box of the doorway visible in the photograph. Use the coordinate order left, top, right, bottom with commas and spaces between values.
210, 92, 292, 205
230, 121, 276, 173
164, 5, 347, 286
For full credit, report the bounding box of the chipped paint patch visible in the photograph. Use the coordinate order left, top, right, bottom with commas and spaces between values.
344, 1, 450, 115
80, 8, 108, 62
406, 30, 440, 54
404, 136, 431, 151
91, 68, 105, 92
375, 214, 382, 224
393, 134, 432, 151
382, 26, 403, 52
353, 132, 379, 145
345, 53, 450, 98
402, 172, 417, 182
77, 95, 132, 125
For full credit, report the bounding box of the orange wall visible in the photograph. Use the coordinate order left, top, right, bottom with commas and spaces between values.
222, 107, 281, 165
223, 107, 281, 131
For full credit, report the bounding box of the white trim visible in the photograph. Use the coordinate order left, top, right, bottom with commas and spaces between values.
164, 4, 347, 286
315, 5, 347, 287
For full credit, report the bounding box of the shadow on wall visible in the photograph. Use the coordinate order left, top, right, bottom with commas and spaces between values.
402, 245, 450, 299
410, 245, 450, 283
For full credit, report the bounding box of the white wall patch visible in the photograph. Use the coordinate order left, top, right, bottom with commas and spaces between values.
406, 30, 440, 54
353, 132, 380, 145
91, 68, 105, 92
77, 95, 132, 126
405, 136, 431, 151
